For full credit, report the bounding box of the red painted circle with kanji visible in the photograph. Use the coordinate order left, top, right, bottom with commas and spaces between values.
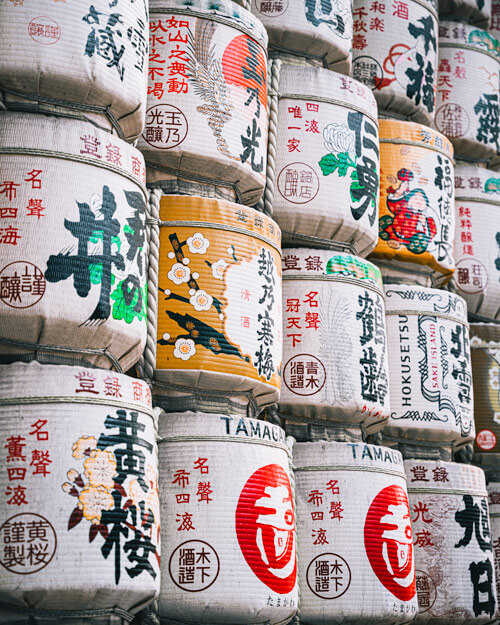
236, 464, 296, 593
477, 429, 497, 451
364, 484, 416, 601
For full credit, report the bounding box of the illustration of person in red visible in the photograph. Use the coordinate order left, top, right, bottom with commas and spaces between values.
379, 168, 437, 254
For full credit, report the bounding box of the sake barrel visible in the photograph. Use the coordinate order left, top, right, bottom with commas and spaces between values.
154, 195, 282, 413
0, 362, 159, 620
383, 285, 475, 449
405, 460, 497, 623
488, 482, 500, 610
280, 250, 390, 434
271, 65, 379, 256
294, 440, 418, 623
451, 166, 500, 321
351, 0, 438, 125
434, 22, 500, 161
369, 120, 455, 287
139, 1, 268, 206
491, 0, 500, 42
0, 0, 148, 143
242, 0, 353, 73
439, 0, 491, 27
0, 113, 147, 373
158, 411, 297, 623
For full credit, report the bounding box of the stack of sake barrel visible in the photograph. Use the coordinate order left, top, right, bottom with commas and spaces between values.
0, 2, 164, 624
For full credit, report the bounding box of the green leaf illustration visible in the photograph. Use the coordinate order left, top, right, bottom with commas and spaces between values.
89, 264, 103, 285
319, 153, 340, 176
319, 152, 356, 177
111, 280, 147, 324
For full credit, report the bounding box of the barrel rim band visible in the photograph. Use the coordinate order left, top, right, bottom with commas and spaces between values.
283, 273, 383, 297
0, 336, 123, 373
0, 147, 147, 197
149, 7, 268, 49
439, 41, 500, 64
280, 229, 358, 255
379, 137, 453, 158
471, 342, 500, 349
268, 44, 330, 67
274, 92, 378, 127
454, 195, 500, 207
0, 602, 134, 621
159, 612, 295, 625
407, 486, 487, 496
385, 309, 469, 327
157, 219, 282, 255
157, 434, 290, 454
294, 464, 406, 479
0, 396, 155, 419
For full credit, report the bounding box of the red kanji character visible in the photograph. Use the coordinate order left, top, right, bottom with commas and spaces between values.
392, 0, 408, 18
29, 419, 48, 441
304, 291, 319, 307
6, 485, 28, 506
0, 181, 20, 202
167, 77, 189, 93
79, 135, 101, 159
103, 376, 122, 398
172, 469, 190, 488
306, 103, 319, 112
75, 371, 98, 394
312, 528, 329, 545
149, 65, 165, 80
286, 298, 300, 312
1, 227, 21, 245
308, 490, 323, 506
287, 138, 301, 152
412, 502, 432, 523
353, 7, 368, 18
148, 82, 165, 99
131, 157, 142, 177
329, 501, 344, 520
353, 34, 368, 49
197, 482, 213, 503
168, 44, 189, 61
286, 317, 301, 329
5, 436, 26, 461
0, 207, 18, 219
287, 333, 302, 347
432, 467, 449, 482
132, 381, 143, 401
305, 312, 320, 329
169, 61, 188, 77
26, 199, 46, 219
30, 450, 52, 476
410, 465, 429, 482
326, 479, 340, 495
176, 512, 195, 531
105, 144, 122, 166
168, 31, 188, 43
414, 530, 433, 547
370, 17, 384, 30
24, 169, 43, 189
176, 493, 190, 504
288, 106, 302, 118
311, 511, 324, 521
193, 458, 209, 474
6, 467, 27, 481
370, 1, 386, 12
305, 120, 320, 133
149, 20, 169, 34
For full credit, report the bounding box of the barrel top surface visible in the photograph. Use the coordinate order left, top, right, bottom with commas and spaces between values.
455, 164, 500, 201
278, 64, 377, 121
0, 112, 146, 188
404, 459, 487, 493
158, 194, 281, 249
439, 20, 500, 60
149, 0, 268, 49
379, 119, 454, 157
282, 249, 383, 290
470, 322, 500, 344
0, 361, 153, 414
383, 284, 468, 322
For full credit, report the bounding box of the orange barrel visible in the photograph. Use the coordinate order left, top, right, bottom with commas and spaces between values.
0, 362, 159, 621
0, 0, 148, 143
153, 195, 282, 414
280, 250, 390, 435
383, 285, 474, 452
294, 440, 418, 623
405, 460, 497, 623
439, 0, 491, 27
138, 0, 268, 206
488, 482, 500, 611
0, 113, 147, 372
158, 411, 298, 623
451, 165, 500, 321
271, 65, 379, 256
351, 0, 438, 125
369, 120, 455, 287
434, 22, 500, 161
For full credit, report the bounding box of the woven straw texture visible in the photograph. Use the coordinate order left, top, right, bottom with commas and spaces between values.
351, 0, 438, 124
383, 285, 475, 447
405, 460, 497, 623
369, 120, 455, 288
154, 195, 282, 412
294, 441, 418, 623
451, 165, 500, 321
157, 411, 297, 624
244, 0, 353, 72
0, 362, 159, 615
271, 66, 379, 256
434, 22, 500, 161
139, 0, 268, 206
0, 0, 148, 143
0, 113, 148, 372
280, 250, 390, 434
439, 0, 491, 27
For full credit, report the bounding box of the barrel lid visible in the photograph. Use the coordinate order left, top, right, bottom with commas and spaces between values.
384, 284, 468, 323
0, 112, 146, 190
149, 0, 268, 49
379, 119, 453, 158
470, 323, 500, 344
159, 195, 281, 252
293, 441, 405, 477
439, 21, 500, 61
455, 165, 500, 203
282, 250, 383, 291
278, 65, 377, 124
0, 361, 153, 415
405, 459, 487, 495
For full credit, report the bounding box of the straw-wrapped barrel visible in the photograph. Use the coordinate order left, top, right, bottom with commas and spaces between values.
488, 482, 500, 610
439, 0, 491, 27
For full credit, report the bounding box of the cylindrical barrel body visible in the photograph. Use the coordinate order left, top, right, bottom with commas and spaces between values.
452, 165, 500, 321
271, 65, 379, 256
383, 285, 474, 449
0, 0, 148, 142
405, 460, 497, 623
0, 362, 159, 620
369, 120, 455, 287
280, 250, 390, 434
0, 113, 147, 372
294, 440, 418, 623
488, 482, 500, 611
139, 0, 268, 206
158, 411, 297, 623
154, 195, 282, 413
351, 0, 438, 124
434, 22, 500, 161
439, 0, 491, 27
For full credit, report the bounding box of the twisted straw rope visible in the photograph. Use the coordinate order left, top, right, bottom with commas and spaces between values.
143, 188, 161, 384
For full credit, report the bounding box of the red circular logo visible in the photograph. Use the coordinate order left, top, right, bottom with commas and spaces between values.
236, 464, 296, 594
364, 484, 416, 601
477, 429, 497, 451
